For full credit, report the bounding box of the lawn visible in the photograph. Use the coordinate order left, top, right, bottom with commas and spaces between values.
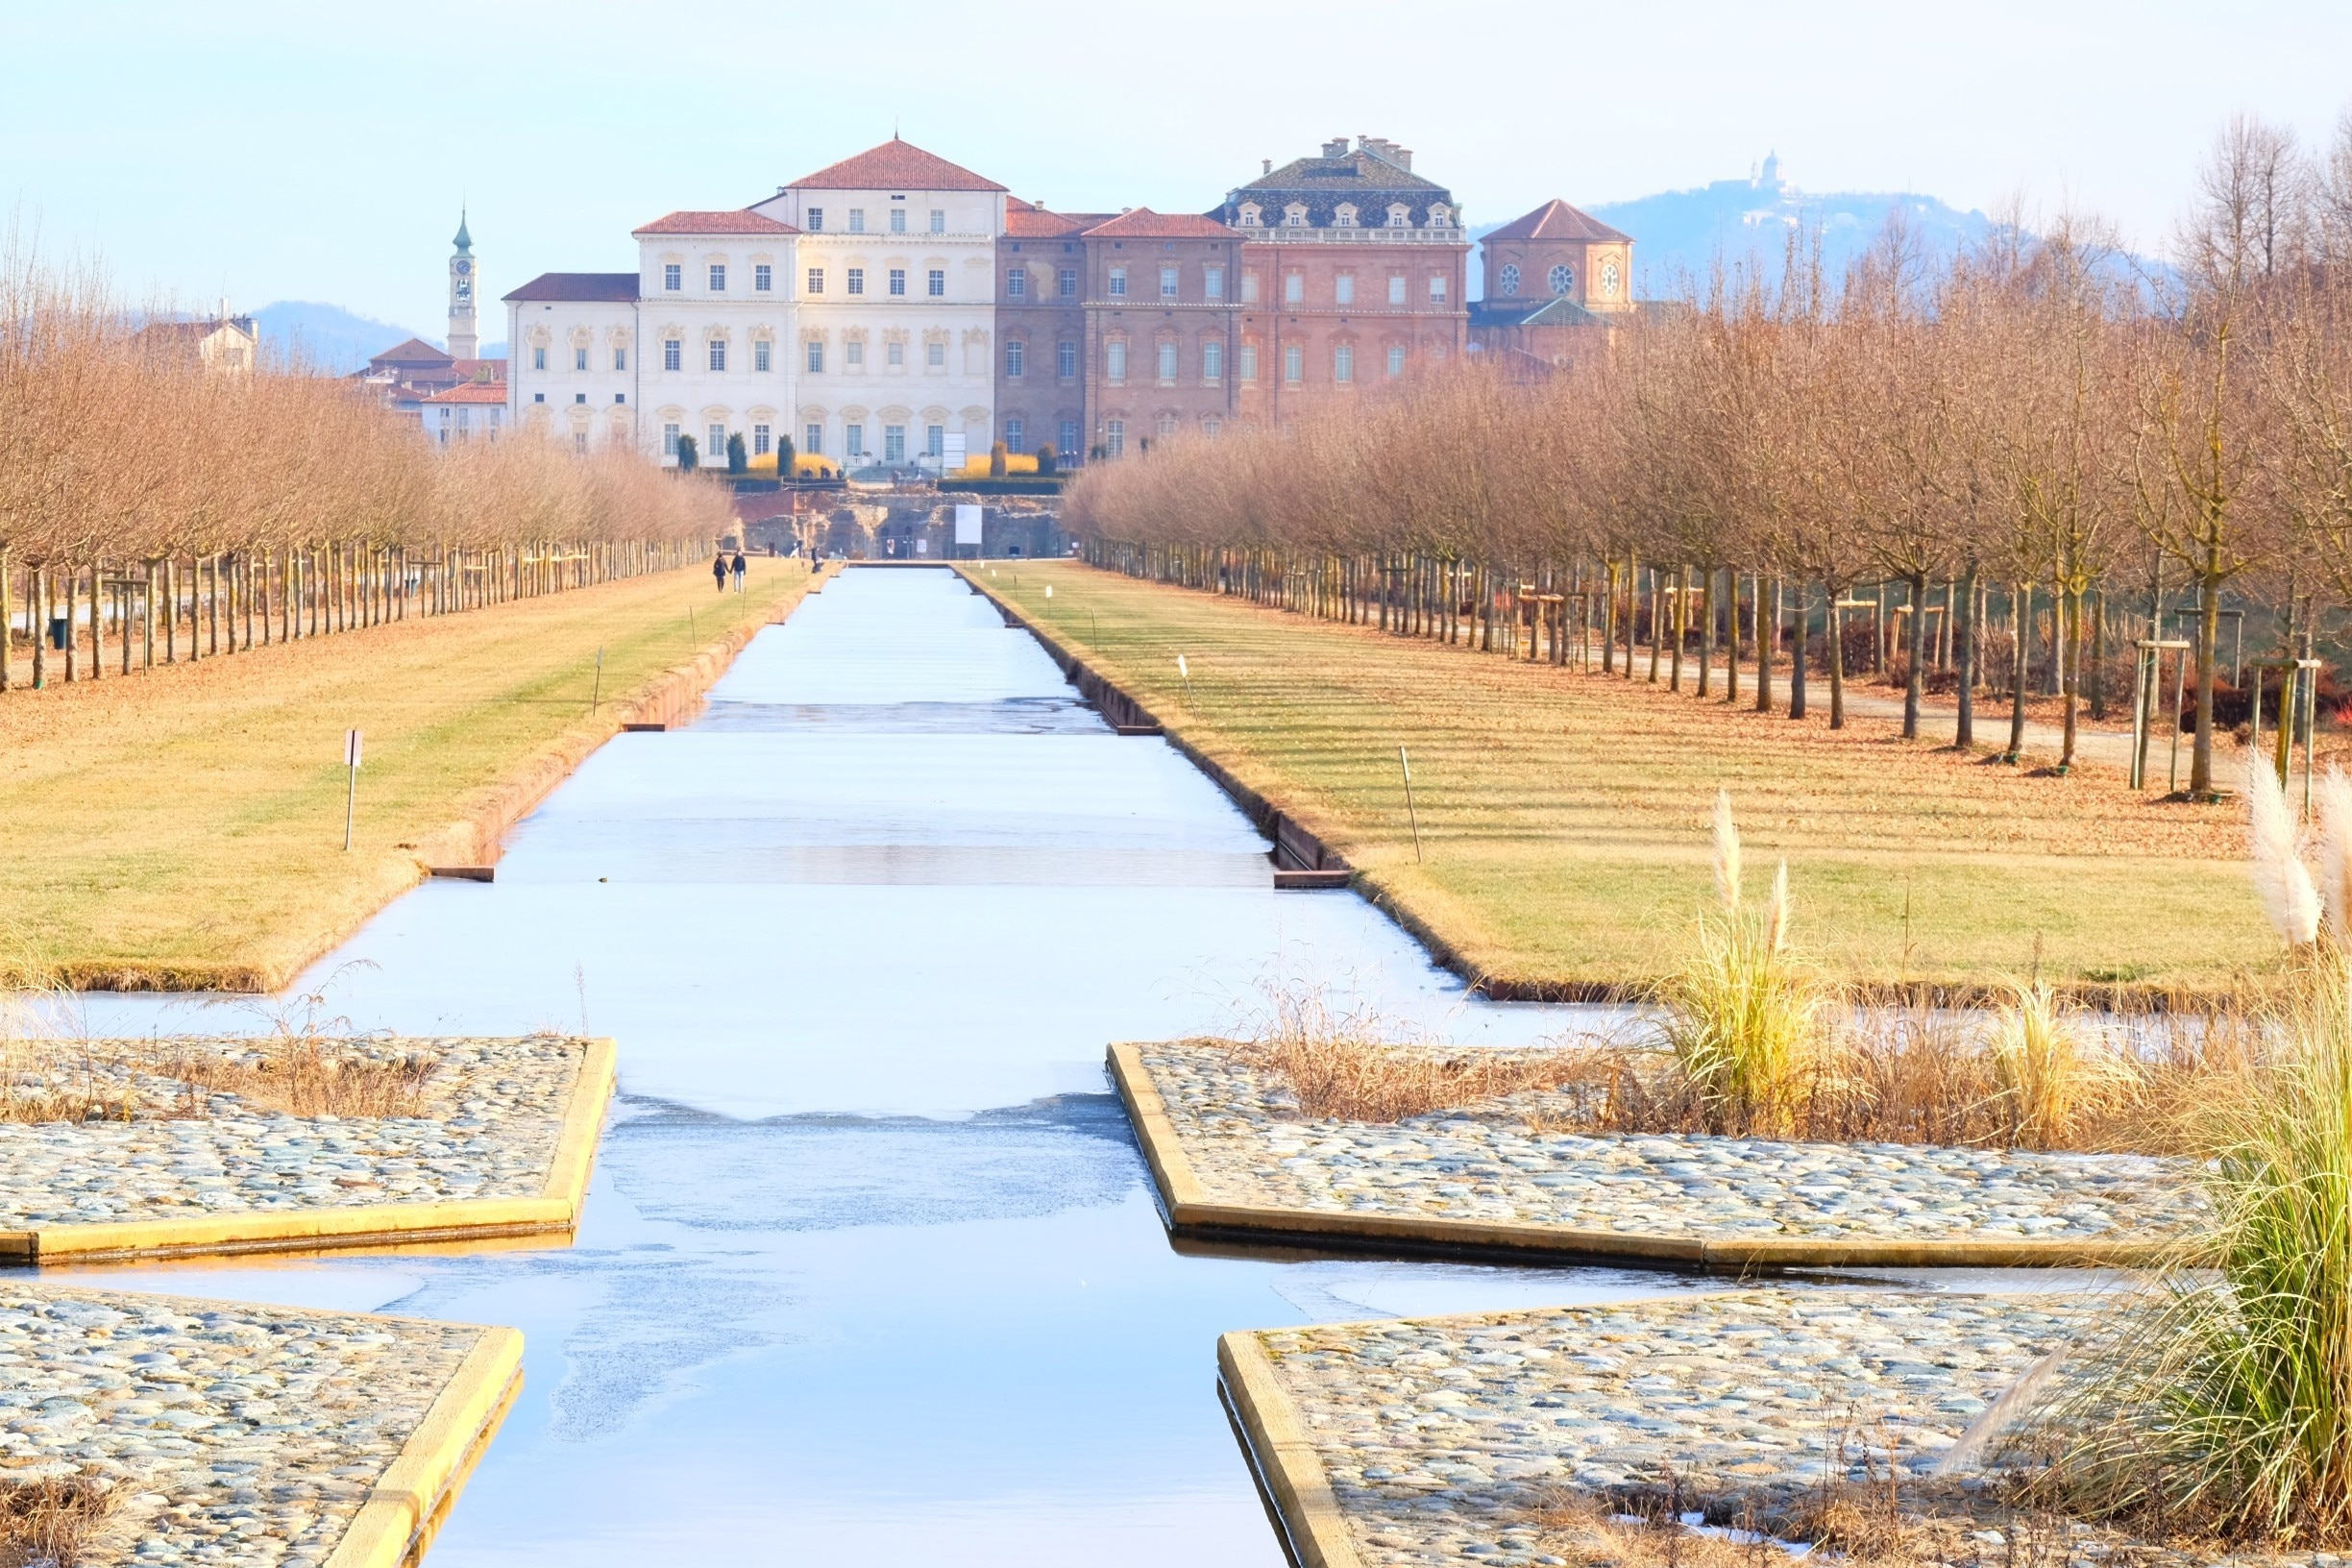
0, 562, 811, 991
973, 561, 2270, 997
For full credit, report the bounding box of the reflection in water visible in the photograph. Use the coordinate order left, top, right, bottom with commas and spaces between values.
48, 567, 1948, 1565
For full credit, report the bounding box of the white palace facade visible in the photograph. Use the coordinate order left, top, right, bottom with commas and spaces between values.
504, 137, 1005, 468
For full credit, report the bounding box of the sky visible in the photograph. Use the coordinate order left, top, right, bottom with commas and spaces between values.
5, 0, 2350, 332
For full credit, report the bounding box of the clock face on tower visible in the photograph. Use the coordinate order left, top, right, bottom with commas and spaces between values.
454, 258, 472, 276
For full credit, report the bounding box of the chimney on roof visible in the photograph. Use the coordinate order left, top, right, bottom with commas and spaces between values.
1359, 136, 1412, 171
1321, 137, 1350, 159
776, 184, 786, 195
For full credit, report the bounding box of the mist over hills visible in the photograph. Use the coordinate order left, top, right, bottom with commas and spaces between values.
250, 301, 504, 374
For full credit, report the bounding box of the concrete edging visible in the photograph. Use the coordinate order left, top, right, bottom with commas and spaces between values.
3, 1038, 618, 1264
321, 1324, 525, 1568
1220, 1330, 1367, 1568
1108, 1041, 2175, 1271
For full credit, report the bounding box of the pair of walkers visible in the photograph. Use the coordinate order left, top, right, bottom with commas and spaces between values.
712, 551, 747, 592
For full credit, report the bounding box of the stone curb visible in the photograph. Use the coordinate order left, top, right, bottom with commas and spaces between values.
321, 1324, 525, 1568
2, 1038, 617, 1264
1219, 1330, 1367, 1568
1108, 1042, 2174, 1271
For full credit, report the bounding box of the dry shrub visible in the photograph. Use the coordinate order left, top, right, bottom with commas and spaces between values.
0, 1473, 123, 1568
166, 1038, 437, 1119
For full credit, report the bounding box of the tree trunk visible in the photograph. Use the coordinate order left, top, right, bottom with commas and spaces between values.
2060, 585, 2084, 771
2005, 582, 2031, 762
1824, 590, 1844, 728
1756, 576, 1777, 714
1902, 571, 1927, 740
1954, 563, 1977, 749
1726, 571, 1742, 705
2191, 564, 2220, 796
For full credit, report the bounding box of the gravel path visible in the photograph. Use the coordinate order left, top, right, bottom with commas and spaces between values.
0, 1284, 485, 1566
1250, 1289, 2097, 1568
0, 1037, 585, 1228
1141, 1041, 2202, 1244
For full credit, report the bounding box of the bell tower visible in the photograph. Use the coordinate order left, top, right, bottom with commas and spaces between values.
447, 210, 478, 359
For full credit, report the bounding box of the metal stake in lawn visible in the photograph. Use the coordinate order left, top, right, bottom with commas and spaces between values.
591, 646, 603, 712
1399, 746, 1423, 863
342, 728, 363, 851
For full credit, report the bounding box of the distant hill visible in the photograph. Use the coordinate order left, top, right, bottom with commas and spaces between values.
1470, 155, 1999, 302
253, 302, 431, 374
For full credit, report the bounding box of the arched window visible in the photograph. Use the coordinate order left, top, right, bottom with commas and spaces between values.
1497, 264, 1520, 297
1549, 263, 1574, 295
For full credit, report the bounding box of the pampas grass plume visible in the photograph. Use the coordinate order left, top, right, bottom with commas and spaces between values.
1767, 861, 1790, 954
1711, 789, 1742, 911
2248, 750, 2321, 946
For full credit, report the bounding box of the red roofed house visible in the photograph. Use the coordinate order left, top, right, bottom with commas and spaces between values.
1072, 208, 1242, 457
992, 200, 1108, 465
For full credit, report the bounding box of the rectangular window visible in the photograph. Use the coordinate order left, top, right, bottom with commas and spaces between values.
1108, 266, 1127, 297
663, 339, 681, 372
884, 424, 906, 462
851, 341, 869, 368
890, 208, 906, 233
1283, 344, 1303, 383
663, 263, 681, 291
805, 340, 823, 373
1160, 265, 1179, 298
575, 432, 588, 453
926, 340, 944, 368
708, 339, 726, 372
709, 423, 726, 456
1057, 340, 1077, 379
1006, 268, 1027, 298
574, 346, 588, 371
1284, 273, 1303, 305
1240, 271, 1260, 303
614, 347, 627, 371
1058, 419, 1078, 456
755, 263, 772, 292
889, 268, 907, 297
846, 268, 866, 295
1429, 275, 1447, 303
1335, 274, 1354, 305
754, 339, 772, 373
1058, 268, 1077, 298
1203, 339, 1223, 381
1388, 274, 1407, 305
805, 422, 823, 455
1106, 341, 1127, 381
930, 208, 945, 233
1204, 266, 1224, 299
1157, 341, 1177, 381
709, 263, 727, 291
927, 268, 944, 297
532, 346, 547, 371
1003, 417, 1024, 453
753, 424, 772, 455
1387, 345, 1406, 377
846, 422, 864, 454
1238, 343, 1258, 382
806, 208, 823, 232
1334, 344, 1354, 382
879, 340, 894, 367
1106, 419, 1125, 457
807, 267, 825, 294
926, 424, 944, 457
848, 208, 866, 233
663, 422, 680, 456
1006, 339, 1025, 378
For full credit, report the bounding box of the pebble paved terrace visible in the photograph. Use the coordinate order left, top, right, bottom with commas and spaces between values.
1246, 1289, 2100, 1568
1140, 1041, 2203, 1243
0, 1037, 586, 1228
0, 1285, 485, 1565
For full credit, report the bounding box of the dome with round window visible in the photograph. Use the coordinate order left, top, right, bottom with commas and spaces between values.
1548, 263, 1574, 295
1497, 263, 1520, 297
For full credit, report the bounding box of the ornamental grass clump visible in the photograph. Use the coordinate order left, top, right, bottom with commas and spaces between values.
1652, 792, 1824, 1138
2011, 757, 2352, 1543
1984, 980, 2135, 1148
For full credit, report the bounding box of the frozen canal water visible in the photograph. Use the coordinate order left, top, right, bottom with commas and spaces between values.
66, 565, 1712, 1565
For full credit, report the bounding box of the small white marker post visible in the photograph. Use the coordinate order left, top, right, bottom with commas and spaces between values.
342, 728, 364, 851
1177, 653, 1192, 705
1399, 745, 1423, 863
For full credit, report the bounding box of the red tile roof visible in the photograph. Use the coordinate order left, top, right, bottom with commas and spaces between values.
369, 336, 454, 366
423, 381, 509, 404
1483, 199, 1631, 245
1081, 208, 1235, 240
1005, 200, 1089, 239
503, 272, 641, 304
787, 137, 1006, 193
632, 208, 797, 235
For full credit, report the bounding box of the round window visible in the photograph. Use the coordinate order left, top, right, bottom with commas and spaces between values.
1497, 264, 1520, 297
1548, 264, 1573, 295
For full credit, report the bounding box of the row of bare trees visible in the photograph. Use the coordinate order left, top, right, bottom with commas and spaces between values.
1065, 112, 2352, 796
0, 250, 738, 692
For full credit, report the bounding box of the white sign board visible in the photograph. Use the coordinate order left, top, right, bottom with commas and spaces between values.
943, 433, 968, 471
916, 537, 929, 555
954, 504, 984, 546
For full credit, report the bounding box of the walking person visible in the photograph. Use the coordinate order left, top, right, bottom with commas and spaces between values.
712, 551, 728, 593
730, 551, 747, 592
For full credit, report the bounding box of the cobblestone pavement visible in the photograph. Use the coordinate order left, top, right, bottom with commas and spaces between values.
0, 1285, 484, 1566
0, 1037, 585, 1228
1143, 1041, 2201, 1243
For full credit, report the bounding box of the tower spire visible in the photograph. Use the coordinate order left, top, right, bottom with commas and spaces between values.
447, 210, 478, 360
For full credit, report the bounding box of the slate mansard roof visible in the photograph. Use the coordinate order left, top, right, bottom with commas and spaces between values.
786, 136, 1007, 193
502, 273, 641, 304
1208, 137, 1458, 229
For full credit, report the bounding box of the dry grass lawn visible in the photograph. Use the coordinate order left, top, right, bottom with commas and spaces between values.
0, 563, 809, 991
977, 562, 2269, 995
